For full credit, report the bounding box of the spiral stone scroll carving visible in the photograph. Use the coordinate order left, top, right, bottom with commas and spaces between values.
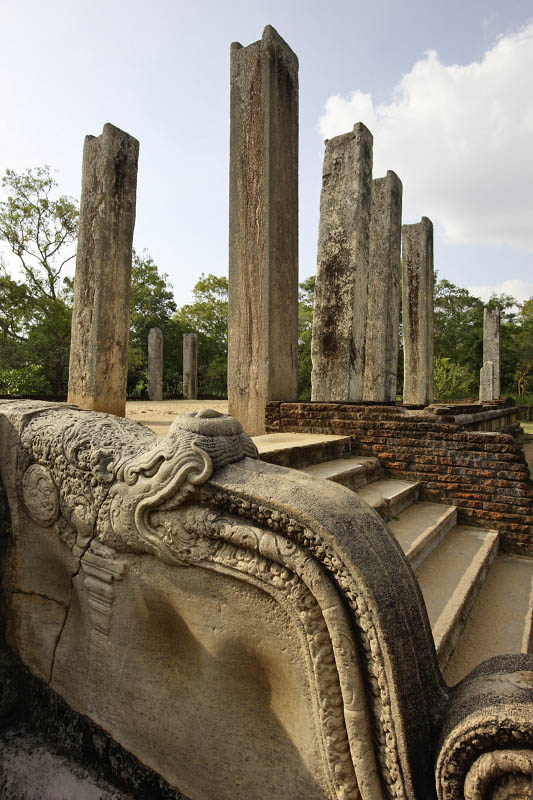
436, 659, 533, 800
464, 751, 533, 800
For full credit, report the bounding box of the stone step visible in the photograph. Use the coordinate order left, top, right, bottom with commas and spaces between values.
444, 553, 533, 685
415, 526, 499, 671
253, 432, 352, 469
388, 502, 457, 569
355, 478, 420, 522
300, 455, 383, 491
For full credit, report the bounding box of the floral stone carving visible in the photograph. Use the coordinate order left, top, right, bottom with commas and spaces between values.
21, 464, 59, 527
0, 399, 531, 800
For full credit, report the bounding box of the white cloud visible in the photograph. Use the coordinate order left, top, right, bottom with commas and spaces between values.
318, 24, 533, 252
467, 279, 533, 304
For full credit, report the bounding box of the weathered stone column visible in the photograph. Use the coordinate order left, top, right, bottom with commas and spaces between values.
68, 123, 139, 417
183, 333, 198, 400
311, 123, 373, 401
148, 327, 163, 401
363, 170, 403, 401
482, 307, 501, 399
479, 361, 495, 401
228, 25, 299, 435
402, 217, 434, 406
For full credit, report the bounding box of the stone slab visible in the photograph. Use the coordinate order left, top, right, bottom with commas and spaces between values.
300, 456, 382, 490
355, 477, 420, 521
445, 553, 533, 685
388, 502, 457, 569
416, 527, 499, 669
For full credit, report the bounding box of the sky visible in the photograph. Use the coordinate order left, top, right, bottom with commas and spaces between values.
1, 0, 532, 307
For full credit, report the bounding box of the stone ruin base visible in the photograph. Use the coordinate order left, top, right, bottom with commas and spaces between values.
265, 399, 533, 556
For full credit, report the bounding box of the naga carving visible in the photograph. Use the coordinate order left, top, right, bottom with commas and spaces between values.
0, 399, 531, 800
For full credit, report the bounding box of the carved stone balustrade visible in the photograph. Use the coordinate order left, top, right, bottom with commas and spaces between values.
0, 400, 531, 799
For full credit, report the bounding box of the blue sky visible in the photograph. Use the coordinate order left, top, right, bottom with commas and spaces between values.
2, 0, 532, 306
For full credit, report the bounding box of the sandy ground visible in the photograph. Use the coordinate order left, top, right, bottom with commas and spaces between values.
126, 399, 228, 434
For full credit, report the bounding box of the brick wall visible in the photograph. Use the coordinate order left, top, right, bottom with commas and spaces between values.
265, 402, 533, 556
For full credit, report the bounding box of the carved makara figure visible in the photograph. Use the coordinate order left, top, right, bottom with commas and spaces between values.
0, 400, 531, 800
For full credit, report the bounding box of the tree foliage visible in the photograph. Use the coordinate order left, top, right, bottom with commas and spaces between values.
0, 166, 78, 301
513, 297, 533, 395
127, 249, 179, 396
297, 276, 315, 400
2, 166, 533, 407
0, 166, 78, 394
174, 274, 228, 397
434, 357, 474, 401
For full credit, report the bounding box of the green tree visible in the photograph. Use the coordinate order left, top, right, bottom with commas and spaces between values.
175, 274, 228, 397
0, 166, 78, 394
127, 249, 178, 396
485, 293, 521, 394
432, 278, 523, 398
434, 357, 474, 401
513, 297, 533, 395
0, 166, 78, 300
433, 278, 484, 386
298, 276, 315, 400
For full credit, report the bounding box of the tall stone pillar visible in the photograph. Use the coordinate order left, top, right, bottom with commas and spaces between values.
482, 307, 501, 399
183, 333, 198, 400
68, 123, 139, 418
148, 327, 163, 401
228, 25, 299, 435
363, 170, 403, 401
402, 217, 434, 406
311, 123, 373, 401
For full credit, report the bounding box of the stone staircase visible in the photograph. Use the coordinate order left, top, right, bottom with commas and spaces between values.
254, 432, 533, 685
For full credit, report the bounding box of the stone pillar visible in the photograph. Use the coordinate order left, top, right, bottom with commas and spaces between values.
402, 217, 434, 406
482, 307, 501, 399
363, 170, 403, 401
148, 327, 163, 401
183, 333, 198, 400
311, 123, 373, 401
228, 25, 299, 435
479, 361, 495, 402
68, 123, 139, 418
